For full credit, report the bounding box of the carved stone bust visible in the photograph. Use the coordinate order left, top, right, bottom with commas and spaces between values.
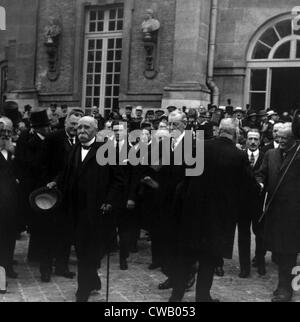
44, 17, 61, 44
141, 9, 160, 38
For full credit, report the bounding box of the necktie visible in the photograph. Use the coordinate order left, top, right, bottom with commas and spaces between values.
81, 145, 91, 150
250, 153, 255, 167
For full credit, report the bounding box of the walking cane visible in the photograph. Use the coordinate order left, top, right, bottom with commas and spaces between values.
259, 143, 300, 223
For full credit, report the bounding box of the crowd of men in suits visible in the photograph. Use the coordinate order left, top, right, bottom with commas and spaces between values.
0, 101, 300, 302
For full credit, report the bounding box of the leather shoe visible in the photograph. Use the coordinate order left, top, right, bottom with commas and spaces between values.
186, 275, 196, 290
55, 269, 76, 279
239, 269, 250, 278
271, 291, 292, 302
6, 269, 18, 279
215, 266, 225, 277
120, 259, 128, 271
158, 278, 173, 290
76, 291, 90, 302
41, 272, 51, 283
197, 296, 220, 302
257, 265, 266, 276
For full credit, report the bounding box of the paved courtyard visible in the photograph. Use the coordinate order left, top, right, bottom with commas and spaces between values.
1, 232, 300, 302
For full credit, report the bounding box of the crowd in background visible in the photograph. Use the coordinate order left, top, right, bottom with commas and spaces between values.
0, 99, 299, 302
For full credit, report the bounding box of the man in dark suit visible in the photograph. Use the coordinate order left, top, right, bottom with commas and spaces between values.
14, 110, 51, 264
39, 110, 84, 282
110, 121, 140, 270
238, 129, 265, 277
0, 118, 19, 279
158, 110, 196, 292
256, 122, 300, 302
170, 118, 259, 302
59, 116, 124, 302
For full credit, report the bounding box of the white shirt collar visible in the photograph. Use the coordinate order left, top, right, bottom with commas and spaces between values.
0, 149, 8, 160
274, 141, 279, 149
82, 137, 96, 147
247, 149, 259, 157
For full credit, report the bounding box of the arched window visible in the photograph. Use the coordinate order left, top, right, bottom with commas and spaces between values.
246, 14, 300, 112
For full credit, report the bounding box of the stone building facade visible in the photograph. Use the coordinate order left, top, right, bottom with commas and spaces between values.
0, 0, 299, 115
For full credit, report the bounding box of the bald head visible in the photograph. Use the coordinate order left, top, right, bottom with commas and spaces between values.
219, 118, 238, 141
77, 116, 98, 143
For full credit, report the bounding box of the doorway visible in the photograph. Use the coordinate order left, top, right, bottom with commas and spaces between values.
271, 67, 300, 113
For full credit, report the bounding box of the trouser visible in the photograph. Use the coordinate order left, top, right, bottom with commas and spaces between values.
237, 216, 252, 271
252, 218, 266, 266
0, 221, 17, 271
116, 208, 138, 261
277, 253, 298, 294
171, 251, 217, 301
38, 211, 73, 275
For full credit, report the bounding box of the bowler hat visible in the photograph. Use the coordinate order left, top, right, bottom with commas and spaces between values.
29, 187, 62, 214
30, 110, 50, 128
247, 110, 257, 118
2, 101, 21, 127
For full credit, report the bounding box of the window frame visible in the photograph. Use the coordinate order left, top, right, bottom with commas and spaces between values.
82, 6, 123, 115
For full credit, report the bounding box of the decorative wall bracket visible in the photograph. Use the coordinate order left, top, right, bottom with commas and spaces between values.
44, 17, 61, 81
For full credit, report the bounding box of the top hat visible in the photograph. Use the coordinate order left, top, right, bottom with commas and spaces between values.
155, 109, 165, 116
146, 110, 155, 116
2, 101, 21, 127
30, 110, 50, 128
29, 187, 62, 214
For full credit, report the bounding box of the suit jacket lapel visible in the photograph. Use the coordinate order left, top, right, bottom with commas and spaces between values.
81, 142, 99, 169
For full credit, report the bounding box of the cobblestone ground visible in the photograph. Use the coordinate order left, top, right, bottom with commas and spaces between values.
0, 232, 300, 302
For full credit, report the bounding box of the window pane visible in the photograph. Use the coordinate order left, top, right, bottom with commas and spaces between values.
117, 21, 123, 31
296, 41, 300, 58
96, 51, 102, 61
105, 98, 111, 108
106, 74, 113, 84
106, 86, 112, 96
89, 22, 96, 32
86, 75, 93, 85
88, 51, 94, 61
88, 40, 95, 50
260, 27, 279, 47
275, 20, 292, 38
87, 63, 93, 73
98, 10, 104, 20
86, 98, 92, 107
250, 69, 267, 91
96, 40, 103, 49
90, 11, 96, 21
250, 93, 266, 110
115, 62, 121, 73
110, 9, 116, 19
113, 86, 119, 96
107, 51, 114, 61
107, 63, 113, 73
114, 74, 120, 84
109, 21, 116, 31
115, 50, 122, 60
94, 87, 100, 96
86, 87, 93, 96
108, 39, 115, 49
273, 41, 290, 59
116, 39, 122, 49
97, 22, 104, 32
93, 98, 100, 106
95, 63, 101, 73
118, 8, 124, 19
252, 42, 271, 59
94, 74, 101, 84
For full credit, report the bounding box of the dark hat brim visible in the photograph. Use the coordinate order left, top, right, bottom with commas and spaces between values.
29, 187, 62, 214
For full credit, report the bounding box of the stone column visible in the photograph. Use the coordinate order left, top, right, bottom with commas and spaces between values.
162, 0, 211, 109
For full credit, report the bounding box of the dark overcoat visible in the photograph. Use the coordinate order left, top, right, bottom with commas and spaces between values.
256, 145, 300, 254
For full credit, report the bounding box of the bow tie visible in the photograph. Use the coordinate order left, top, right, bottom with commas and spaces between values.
81, 145, 92, 150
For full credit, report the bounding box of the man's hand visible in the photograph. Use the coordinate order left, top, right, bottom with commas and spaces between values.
127, 200, 136, 210
47, 181, 57, 189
